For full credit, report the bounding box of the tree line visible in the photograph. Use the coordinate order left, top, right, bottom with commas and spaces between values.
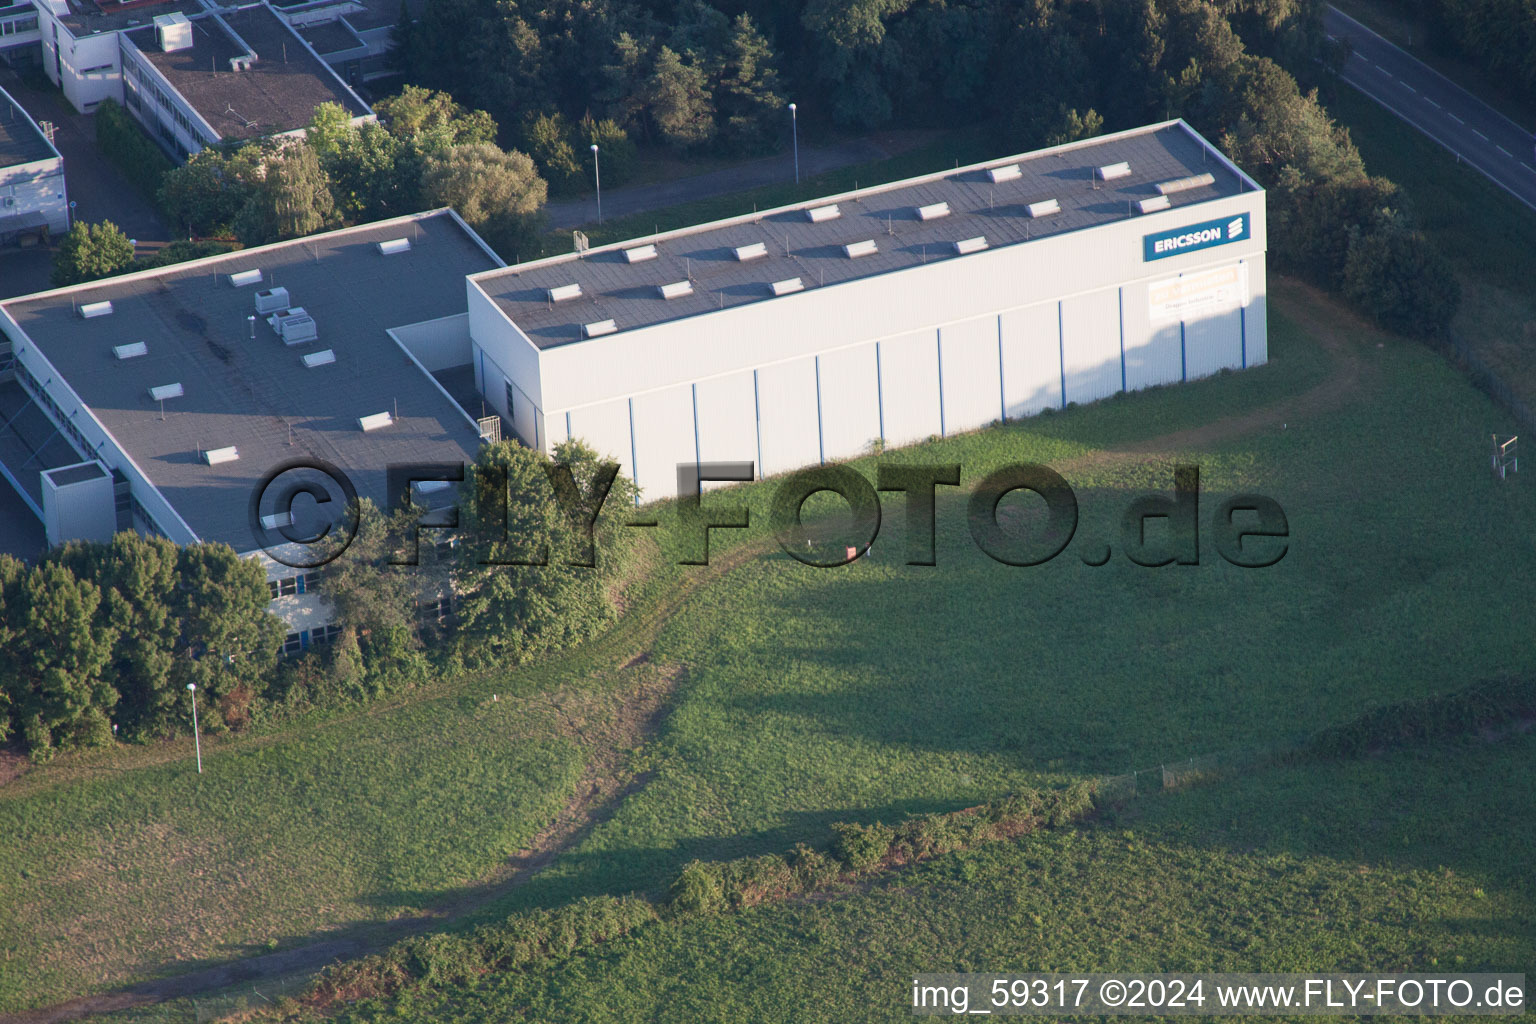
0, 442, 639, 760
387, 0, 1460, 335
1416, 0, 1536, 107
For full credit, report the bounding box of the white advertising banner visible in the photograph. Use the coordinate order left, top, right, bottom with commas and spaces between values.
1148, 264, 1248, 324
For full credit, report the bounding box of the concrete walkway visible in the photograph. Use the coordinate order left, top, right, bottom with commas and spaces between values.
543, 128, 943, 230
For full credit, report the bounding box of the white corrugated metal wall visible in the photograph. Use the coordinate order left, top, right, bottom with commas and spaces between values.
537, 252, 1264, 502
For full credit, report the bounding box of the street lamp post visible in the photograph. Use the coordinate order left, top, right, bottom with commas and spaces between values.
186, 683, 202, 774
789, 103, 799, 184
591, 144, 602, 225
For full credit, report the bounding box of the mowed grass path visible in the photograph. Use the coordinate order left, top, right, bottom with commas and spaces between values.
7, 280, 1533, 1015
372, 730, 1536, 1023
478, 284, 1536, 917
0, 680, 593, 1010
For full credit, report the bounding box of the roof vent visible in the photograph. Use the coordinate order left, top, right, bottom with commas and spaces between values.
770, 277, 804, 296
1026, 199, 1061, 218
113, 341, 148, 360
916, 201, 951, 221
229, 268, 262, 287
843, 239, 878, 259
584, 319, 618, 338
622, 244, 657, 263
149, 383, 184, 401
1096, 161, 1132, 181
657, 280, 694, 301
302, 349, 335, 368
204, 445, 239, 465
1155, 172, 1215, 195
988, 164, 1022, 183
547, 283, 582, 303
1137, 195, 1172, 214
229, 56, 254, 73
806, 204, 841, 223
261, 511, 294, 530
377, 237, 411, 255
733, 241, 768, 262
79, 300, 113, 319
254, 287, 289, 314
358, 411, 393, 432
953, 236, 989, 255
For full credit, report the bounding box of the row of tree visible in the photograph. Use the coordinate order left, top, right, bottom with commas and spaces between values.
1417, 0, 1536, 107
0, 442, 640, 759
391, 0, 786, 160
153, 87, 550, 259
0, 540, 282, 758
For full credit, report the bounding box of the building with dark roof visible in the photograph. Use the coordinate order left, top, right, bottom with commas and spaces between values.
0, 209, 501, 547
29, 0, 370, 158
0, 83, 66, 244
466, 120, 1269, 500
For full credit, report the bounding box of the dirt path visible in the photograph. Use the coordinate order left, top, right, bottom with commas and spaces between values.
0, 280, 1383, 1024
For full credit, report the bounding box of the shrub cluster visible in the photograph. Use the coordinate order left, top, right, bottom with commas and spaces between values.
1305, 676, 1536, 758
284, 784, 1098, 1015
94, 98, 173, 200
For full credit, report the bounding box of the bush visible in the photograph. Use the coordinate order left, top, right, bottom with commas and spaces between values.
1306, 677, 1536, 758
668, 859, 729, 916
95, 98, 173, 201
830, 820, 897, 871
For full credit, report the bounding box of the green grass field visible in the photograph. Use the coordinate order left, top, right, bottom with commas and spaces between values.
317, 730, 1536, 1022
10, 275, 1536, 1020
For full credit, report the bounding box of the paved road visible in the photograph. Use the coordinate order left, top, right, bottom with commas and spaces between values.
543, 129, 941, 231
1325, 5, 1536, 213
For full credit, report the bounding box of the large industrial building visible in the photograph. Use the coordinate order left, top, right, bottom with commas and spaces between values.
466, 119, 1267, 500
0, 120, 1266, 648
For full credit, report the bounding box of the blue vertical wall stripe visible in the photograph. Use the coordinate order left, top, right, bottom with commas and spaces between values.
627, 397, 640, 506
1239, 260, 1248, 368
752, 368, 764, 478
875, 342, 886, 442
935, 330, 946, 436
813, 356, 826, 464
691, 382, 702, 467
1117, 287, 1127, 393
1178, 272, 1188, 383
996, 314, 1007, 422
1057, 302, 1067, 408
565, 411, 572, 442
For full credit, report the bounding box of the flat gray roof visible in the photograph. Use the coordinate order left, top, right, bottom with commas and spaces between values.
0, 86, 57, 169
50, 0, 205, 41
2, 211, 502, 551
123, 3, 368, 141
45, 461, 107, 486
475, 121, 1258, 350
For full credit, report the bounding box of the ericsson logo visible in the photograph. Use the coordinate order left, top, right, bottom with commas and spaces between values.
1143, 212, 1252, 261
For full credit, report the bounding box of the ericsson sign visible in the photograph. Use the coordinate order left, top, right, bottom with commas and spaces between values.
1143, 213, 1251, 261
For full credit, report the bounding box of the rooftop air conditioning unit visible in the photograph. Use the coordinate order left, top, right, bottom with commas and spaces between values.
254, 287, 289, 313
154, 12, 193, 53
279, 315, 317, 345
302, 349, 335, 368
